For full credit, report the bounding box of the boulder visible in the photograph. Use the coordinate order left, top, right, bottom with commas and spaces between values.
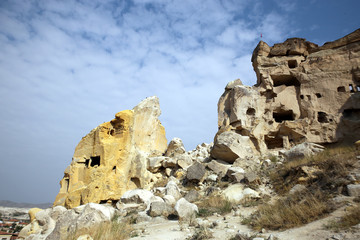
207, 159, 232, 178
120, 189, 154, 205
165, 137, 186, 157
149, 201, 174, 217
162, 195, 176, 206
211, 131, 257, 163
347, 184, 360, 197
177, 154, 193, 169
283, 142, 324, 161
147, 156, 166, 172
186, 162, 206, 182
165, 181, 182, 200
223, 184, 260, 202
184, 190, 201, 203
174, 198, 198, 220
54, 96, 168, 208
162, 157, 178, 168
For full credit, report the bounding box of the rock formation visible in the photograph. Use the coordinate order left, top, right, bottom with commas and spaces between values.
54, 96, 167, 209
212, 28, 360, 158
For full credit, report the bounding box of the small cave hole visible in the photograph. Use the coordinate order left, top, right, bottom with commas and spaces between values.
246, 108, 256, 116
265, 135, 284, 149
65, 178, 69, 191
109, 129, 115, 136
317, 112, 329, 123
288, 60, 297, 68
273, 110, 294, 123
307, 95, 311, 100
90, 156, 100, 167
337, 86, 346, 92
271, 75, 301, 87
349, 84, 355, 93
315, 93, 322, 98
85, 159, 90, 167
112, 166, 116, 173
300, 95, 304, 99
131, 177, 141, 188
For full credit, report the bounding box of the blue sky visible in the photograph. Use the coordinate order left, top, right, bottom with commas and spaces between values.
0, 0, 359, 204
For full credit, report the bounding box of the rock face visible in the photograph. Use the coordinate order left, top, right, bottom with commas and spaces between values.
54, 96, 167, 209
213, 29, 360, 156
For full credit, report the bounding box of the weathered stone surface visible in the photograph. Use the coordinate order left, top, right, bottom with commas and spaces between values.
147, 156, 166, 173
347, 184, 360, 197
174, 198, 198, 220
162, 195, 176, 206
207, 159, 232, 178
149, 201, 173, 217
165, 137, 186, 157
184, 190, 201, 203
227, 167, 245, 182
282, 142, 324, 161
223, 184, 260, 202
186, 162, 206, 182
54, 96, 168, 208
216, 29, 360, 155
211, 131, 258, 163
120, 189, 154, 205
165, 181, 182, 200
176, 154, 193, 169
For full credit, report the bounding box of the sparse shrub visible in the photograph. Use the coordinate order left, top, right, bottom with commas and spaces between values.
66, 214, 133, 240
270, 146, 358, 194
197, 195, 234, 217
324, 204, 360, 231
245, 189, 333, 230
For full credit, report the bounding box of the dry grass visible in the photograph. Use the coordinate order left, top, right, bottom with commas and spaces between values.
67, 215, 133, 240
240, 145, 360, 231
245, 189, 333, 231
325, 204, 360, 232
197, 195, 234, 217
270, 146, 358, 194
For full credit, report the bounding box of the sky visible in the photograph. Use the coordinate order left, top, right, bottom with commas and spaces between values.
0, 0, 359, 204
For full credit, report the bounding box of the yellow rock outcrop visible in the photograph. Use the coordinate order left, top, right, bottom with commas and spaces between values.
54, 96, 167, 208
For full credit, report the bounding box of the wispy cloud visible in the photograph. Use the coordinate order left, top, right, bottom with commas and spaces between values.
0, 0, 295, 203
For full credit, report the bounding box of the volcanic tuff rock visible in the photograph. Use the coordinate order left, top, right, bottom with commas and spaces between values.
212, 28, 360, 157
54, 96, 167, 209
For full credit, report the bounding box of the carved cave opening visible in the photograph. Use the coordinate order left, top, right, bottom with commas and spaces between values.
315, 93, 322, 98
273, 110, 294, 123
271, 74, 301, 87
90, 156, 100, 167
337, 86, 346, 92
65, 178, 69, 192
265, 135, 284, 149
317, 112, 329, 123
343, 109, 360, 120
288, 60, 297, 68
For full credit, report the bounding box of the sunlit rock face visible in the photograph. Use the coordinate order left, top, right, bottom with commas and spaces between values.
213, 29, 360, 156
54, 96, 167, 209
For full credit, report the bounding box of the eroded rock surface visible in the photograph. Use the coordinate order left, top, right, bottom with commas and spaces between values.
214, 28, 360, 158
54, 96, 167, 209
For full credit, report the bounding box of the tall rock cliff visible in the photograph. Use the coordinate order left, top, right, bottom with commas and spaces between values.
54, 96, 167, 208
213, 29, 360, 160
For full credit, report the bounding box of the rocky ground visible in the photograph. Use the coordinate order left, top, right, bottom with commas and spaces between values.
17, 139, 360, 240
